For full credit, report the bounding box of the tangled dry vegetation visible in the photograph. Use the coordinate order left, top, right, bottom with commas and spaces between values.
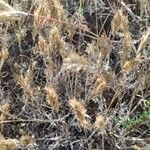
0, 0, 149, 149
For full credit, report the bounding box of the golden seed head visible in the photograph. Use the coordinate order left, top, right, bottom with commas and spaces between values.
91, 75, 109, 96
0, 138, 19, 150
20, 135, 34, 145
45, 86, 59, 113
122, 53, 142, 72
95, 114, 107, 130
111, 9, 129, 33
69, 98, 90, 128
62, 52, 88, 72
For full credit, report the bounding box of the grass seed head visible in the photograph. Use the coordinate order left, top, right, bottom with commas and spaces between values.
37, 35, 50, 56
0, 138, 19, 150
122, 53, 142, 73
91, 74, 111, 96
111, 9, 129, 33
20, 135, 35, 146
95, 114, 107, 130
98, 32, 111, 60
69, 98, 90, 128
15, 74, 33, 100
62, 52, 88, 72
45, 86, 59, 113
34, 0, 51, 29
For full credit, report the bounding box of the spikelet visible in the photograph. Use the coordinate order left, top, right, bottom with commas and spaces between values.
91, 74, 111, 97
122, 53, 142, 73
0, 138, 19, 150
62, 52, 88, 72
0, 1, 27, 22
111, 9, 129, 33
45, 86, 59, 113
95, 114, 107, 130
138, 27, 150, 52
69, 98, 90, 128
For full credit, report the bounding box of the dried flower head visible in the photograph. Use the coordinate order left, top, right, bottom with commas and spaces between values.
69, 98, 90, 128
45, 86, 59, 113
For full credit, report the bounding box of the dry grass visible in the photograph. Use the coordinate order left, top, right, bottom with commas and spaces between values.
0, 0, 149, 149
